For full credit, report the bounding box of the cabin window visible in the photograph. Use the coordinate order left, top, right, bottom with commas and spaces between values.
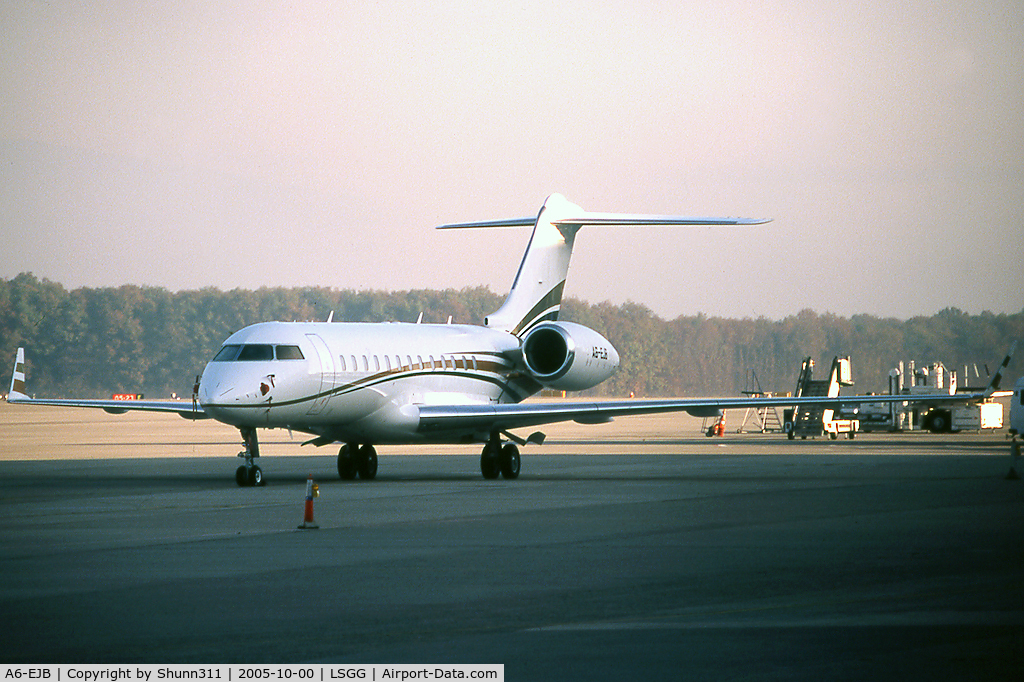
416, 355, 423, 369
237, 344, 274, 361
351, 355, 357, 372
395, 355, 402, 370
212, 345, 241, 362
373, 355, 380, 372
384, 356, 392, 371
362, 355, 369, 372
275, 345, 304, 360
338, 355, 347, 371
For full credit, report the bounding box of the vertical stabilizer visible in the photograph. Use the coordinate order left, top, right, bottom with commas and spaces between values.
436, 194, 770, 337
485, 194, 582, 335
9, 347, 28, 400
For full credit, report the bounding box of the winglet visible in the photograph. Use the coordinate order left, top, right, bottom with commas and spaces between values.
9, 347, 28, 401
985, 342, 1016, 396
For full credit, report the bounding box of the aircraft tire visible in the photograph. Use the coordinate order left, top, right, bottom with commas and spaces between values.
358, 445, 378, 480
248, 465, 264, 487
338, 444, 359, 480
929, 411, 950, 433
500, 443, 520, 479
235, 466, 248, 487
480, 444, 501, 479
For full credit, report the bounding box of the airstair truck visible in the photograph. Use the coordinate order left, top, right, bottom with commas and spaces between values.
786, 356, 859, 440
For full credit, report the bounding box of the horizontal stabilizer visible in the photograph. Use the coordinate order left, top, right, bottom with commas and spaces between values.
436, 217, 536, 230
552, 213, 771, 227
437, 212, 770, 231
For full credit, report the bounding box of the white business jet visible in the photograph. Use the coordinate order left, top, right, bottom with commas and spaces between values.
7, 194, 1014, 486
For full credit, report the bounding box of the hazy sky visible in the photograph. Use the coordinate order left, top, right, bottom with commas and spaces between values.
2, 1, 1022, 322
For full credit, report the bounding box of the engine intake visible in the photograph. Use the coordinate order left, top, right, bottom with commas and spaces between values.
520, 322, 619, 392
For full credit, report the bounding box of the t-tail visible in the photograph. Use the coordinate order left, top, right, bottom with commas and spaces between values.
437, 193, 770, 336
475, 193, 584, 335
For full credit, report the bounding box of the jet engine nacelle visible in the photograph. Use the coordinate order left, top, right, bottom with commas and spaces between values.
520, 321, 619, 392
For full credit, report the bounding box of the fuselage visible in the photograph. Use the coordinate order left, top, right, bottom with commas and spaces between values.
1011, 376, 1024, 436
197, 321, 539, 444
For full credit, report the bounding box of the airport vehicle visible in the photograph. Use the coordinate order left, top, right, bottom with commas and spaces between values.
7, 194, 1016, 486
844, 359, 1007, 433
901, 361, 1005, 433
786, 356, 859, 440
1010, 377, 1024, 437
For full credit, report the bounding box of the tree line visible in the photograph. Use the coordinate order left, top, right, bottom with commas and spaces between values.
2, 273, 1021, 399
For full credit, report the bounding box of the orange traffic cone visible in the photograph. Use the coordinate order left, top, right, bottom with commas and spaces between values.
298, 475, 319, 529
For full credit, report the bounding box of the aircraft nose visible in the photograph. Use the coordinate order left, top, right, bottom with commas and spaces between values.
197, 366, 231, 406
198, 363, 276, 408
197, 379, 215, 405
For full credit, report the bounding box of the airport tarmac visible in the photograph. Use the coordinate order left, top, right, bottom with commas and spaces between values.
0, 403, 1022, 679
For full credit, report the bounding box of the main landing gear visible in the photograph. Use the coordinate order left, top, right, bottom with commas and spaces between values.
480, 433, 520, 480
337, 443, 378, 480
233, 431, 523, 484
235, 427, 265, 487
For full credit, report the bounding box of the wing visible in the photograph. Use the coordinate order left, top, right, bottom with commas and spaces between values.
418, 344, 1015, 437
416, 391, 1004, 437
8, 348, 208, 420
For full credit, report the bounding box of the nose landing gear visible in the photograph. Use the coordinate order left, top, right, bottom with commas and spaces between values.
235, 427, 265, 487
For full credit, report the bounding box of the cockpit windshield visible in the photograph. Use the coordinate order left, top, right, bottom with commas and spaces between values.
212, 345, 241, 361
211, 344, 305, 362
237, 344, 274, 361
